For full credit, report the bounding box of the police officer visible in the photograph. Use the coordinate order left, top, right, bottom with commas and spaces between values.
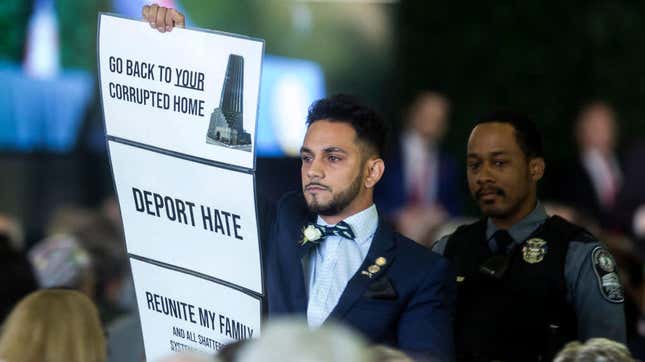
433, 111, 626, 361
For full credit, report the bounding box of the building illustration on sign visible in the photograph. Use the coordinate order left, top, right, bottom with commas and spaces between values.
206, 54, 251, 151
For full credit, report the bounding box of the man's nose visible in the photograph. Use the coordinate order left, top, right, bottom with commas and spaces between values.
306, 157, 324, 179
476, 164, 494, 185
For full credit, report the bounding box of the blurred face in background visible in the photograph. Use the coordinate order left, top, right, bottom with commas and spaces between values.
576, 102, 617, 155
409, 93, 450, 143
467, 122, 544, 227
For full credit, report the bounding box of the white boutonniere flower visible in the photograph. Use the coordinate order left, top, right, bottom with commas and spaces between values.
300, 224, 323, 246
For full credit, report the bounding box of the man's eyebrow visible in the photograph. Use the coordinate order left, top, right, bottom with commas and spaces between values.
300, 147, 313, 154
490, 150, 509, 157
467, 150, 509, 158
323, 147, 347, 154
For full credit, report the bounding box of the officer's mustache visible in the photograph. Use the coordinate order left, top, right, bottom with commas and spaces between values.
475, 186, 505, 200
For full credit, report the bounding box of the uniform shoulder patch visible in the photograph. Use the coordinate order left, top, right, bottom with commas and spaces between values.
591, 246, 624, 303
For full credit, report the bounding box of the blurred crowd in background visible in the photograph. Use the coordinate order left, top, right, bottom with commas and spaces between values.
2, 0, 645, 361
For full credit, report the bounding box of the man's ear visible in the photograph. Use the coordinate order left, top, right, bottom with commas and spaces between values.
529, 157, 545, 182
364, 158, 385, 189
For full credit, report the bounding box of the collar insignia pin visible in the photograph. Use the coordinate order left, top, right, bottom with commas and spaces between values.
375, 257, 387, 267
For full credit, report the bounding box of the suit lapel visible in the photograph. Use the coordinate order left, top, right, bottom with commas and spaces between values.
282, 191, 316, 262
290, 212, 317, 313
326, 219, 397, 322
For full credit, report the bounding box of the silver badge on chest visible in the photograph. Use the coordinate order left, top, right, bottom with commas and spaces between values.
522, 238, 547, 264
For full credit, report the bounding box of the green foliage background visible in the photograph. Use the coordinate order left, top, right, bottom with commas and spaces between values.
0, 1, 32, 62
1, 1, 645, 222
397, 1, 645, 169
0, 1, 392, 113
55, 0, 110, 71
2, 0, 644, 166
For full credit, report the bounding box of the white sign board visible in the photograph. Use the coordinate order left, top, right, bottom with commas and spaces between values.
131, 259, 261, 361
109, 141, 262, 293
99, 14, 263, 170
98, 13, 265, 360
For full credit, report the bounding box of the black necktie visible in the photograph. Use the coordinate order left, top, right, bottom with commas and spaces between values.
309, 220, 356, 241
492, 229, 514, 255
480, 229, 515, 279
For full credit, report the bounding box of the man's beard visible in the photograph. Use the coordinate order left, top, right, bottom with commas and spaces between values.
306, 173, 363, 216
474, 185, 529, 220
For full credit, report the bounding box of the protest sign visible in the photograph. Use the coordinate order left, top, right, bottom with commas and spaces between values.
99, 14, 264, 360
109, 140, 261, 293
100, 14, 263, 170
131, 259, 261, 361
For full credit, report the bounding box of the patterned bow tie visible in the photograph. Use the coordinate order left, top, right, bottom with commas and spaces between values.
304, 220, 356, 243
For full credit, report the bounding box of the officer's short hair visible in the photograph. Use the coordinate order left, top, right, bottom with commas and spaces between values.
306, 94, 389, 158
475, 111, 544, 159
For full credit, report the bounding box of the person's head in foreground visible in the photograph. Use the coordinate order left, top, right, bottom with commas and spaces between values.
301, 94, 387, 223
28, 234, 94, 296
0, 289, 106, 362
466, 111, 545, 229
236, 319, 373, 362
554, 338, 635, 362
160, 351, 214, 362
369, 345, 414, 362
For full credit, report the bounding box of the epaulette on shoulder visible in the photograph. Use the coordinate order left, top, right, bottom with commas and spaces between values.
448, 219, 486, 239
547, 215, 597, 244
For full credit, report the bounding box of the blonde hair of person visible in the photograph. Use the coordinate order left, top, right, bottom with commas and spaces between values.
0, 289, 106, 362
237, 318, 373, 362
369, 345, 414, 362
160, 351, 213, 362
554, 338, 635, 362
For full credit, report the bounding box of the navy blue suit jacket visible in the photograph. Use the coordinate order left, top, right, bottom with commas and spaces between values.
265, 192, 456, 361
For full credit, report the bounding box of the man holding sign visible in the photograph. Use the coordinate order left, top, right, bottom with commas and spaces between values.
143, 5, 455, 361
265, 96, 456, 361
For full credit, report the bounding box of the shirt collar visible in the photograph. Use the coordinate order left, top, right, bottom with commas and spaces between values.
486, 202, 548, 244
317, 204, 378, 246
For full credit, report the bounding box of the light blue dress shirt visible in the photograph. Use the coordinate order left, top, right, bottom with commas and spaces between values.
306, 204, 378, 328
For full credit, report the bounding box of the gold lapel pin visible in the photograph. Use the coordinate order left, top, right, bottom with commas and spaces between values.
375, 257, 387, 267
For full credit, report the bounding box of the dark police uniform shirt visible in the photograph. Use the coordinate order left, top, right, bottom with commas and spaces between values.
432, 202, 626, 343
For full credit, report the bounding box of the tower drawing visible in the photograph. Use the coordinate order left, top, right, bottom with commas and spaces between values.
206, 54, 251, 149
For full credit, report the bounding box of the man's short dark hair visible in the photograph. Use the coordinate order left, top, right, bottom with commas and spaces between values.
475, 110, 544, 159
306, 94, 388, 157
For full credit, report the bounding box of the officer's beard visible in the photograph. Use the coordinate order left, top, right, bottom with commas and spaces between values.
474, 186, 508, 217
